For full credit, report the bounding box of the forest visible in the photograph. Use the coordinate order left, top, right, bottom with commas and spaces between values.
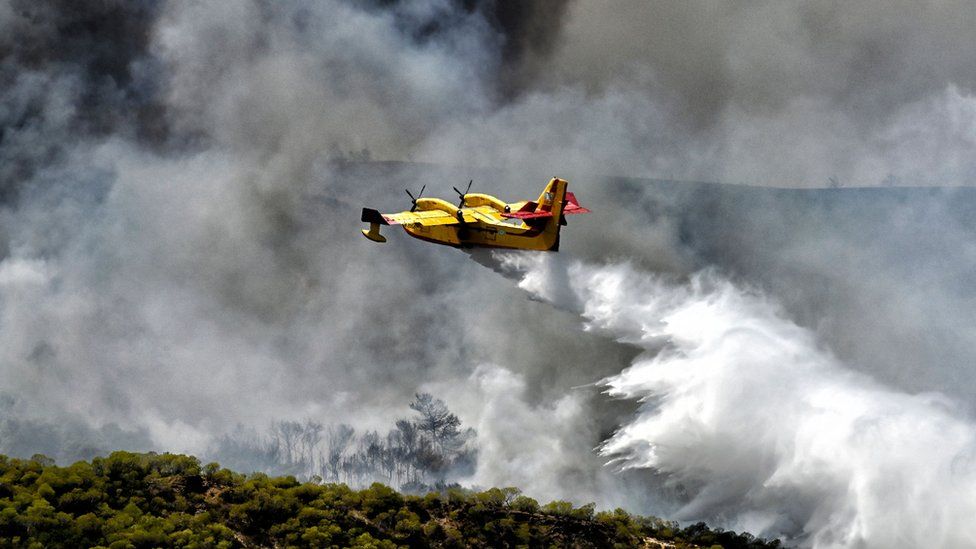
0, 450, 782, 548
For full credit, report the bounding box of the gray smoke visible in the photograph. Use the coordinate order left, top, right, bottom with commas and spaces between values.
423, 1, 976, 187
2, 1, 976, 547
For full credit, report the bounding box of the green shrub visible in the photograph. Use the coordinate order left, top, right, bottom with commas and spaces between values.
0, 452, 782, 548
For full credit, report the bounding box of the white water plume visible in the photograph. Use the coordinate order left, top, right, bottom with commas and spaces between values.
496, 251, 976, 548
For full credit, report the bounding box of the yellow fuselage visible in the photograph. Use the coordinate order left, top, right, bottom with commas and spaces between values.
402, 195, 558, 251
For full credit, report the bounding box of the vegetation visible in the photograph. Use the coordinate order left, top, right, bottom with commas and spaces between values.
0, 451, 780, 548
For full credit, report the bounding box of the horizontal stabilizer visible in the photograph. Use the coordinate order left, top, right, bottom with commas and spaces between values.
501, 191, 590, 219
563, 192, 590, 214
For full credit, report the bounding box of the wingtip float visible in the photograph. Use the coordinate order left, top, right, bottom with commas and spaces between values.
360, 177, 589, 252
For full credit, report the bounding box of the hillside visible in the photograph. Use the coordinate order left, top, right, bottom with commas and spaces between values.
0, 452, 780, 548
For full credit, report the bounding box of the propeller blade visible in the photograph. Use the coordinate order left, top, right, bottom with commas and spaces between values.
406, 188, 420, 212
418, 184, 425, 198
454, 180, 473, 208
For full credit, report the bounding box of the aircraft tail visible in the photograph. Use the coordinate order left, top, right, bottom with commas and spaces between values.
537, 178, 568, 251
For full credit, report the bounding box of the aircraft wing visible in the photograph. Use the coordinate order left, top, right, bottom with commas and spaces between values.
362, 208, 460, 226
502, 210, 552, 220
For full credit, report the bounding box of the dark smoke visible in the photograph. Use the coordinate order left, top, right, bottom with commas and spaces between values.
0, 0, 171, 200
351, 0, 572, 97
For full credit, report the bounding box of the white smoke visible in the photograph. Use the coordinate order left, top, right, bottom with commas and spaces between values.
497, 251, 976, 548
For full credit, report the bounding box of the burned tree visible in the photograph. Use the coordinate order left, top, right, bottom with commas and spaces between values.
209, 394, 476, 490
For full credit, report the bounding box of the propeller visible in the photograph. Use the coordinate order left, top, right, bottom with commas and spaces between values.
453, 179, 473, 209
405, 184, 426, 212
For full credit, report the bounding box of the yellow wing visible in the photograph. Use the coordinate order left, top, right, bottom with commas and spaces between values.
380, 209, 460, 226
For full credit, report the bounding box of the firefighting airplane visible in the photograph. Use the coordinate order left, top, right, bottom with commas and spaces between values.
360, 178, 589, 251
